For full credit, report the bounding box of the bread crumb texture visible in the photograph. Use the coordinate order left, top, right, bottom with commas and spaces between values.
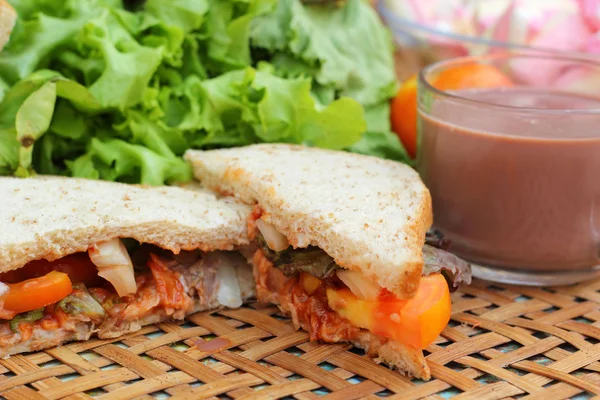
185, 144, 432, 298
0, 176, 252, 272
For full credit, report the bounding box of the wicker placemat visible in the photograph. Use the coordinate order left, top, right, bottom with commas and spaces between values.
1, 278, 600, 399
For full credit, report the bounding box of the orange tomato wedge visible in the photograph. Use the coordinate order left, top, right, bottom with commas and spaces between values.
390, 75, 418, 159
326, 273, 451, 349
433, 63, 513, 91
388, 273, 452, 348
3, 271, 73, 314
0, 253, 103, 286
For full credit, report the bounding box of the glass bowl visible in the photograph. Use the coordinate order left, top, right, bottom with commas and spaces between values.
378, 0, 600, 80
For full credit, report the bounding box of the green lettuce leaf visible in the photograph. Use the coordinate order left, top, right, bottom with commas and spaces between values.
0, 78, 9, 102
250, 0, 406, 161
200, 67, 366, 148
348, 130, 410, 164
347, 103, 411, 163
0, 129, 19, 175
251, 0, 397, 107
0, 1, 103, 83
82, 11, 164, 110
83, 138, 192, 185
145, 0, 209, 33
0, 0, 404, 185
15, 80, 57, 176
203, 0, 275, 74
156, 67, 366, 149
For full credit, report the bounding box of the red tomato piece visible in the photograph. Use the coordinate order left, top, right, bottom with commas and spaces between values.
3, 271, 73, 314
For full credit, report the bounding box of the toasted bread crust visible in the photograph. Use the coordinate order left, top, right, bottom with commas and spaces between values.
185, 144, 432, 298
0, 0, 15, 51
352, 330, 430, 380
0, 176, 252, 272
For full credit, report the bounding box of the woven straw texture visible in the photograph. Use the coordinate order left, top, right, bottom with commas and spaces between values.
2, 278, 600, 399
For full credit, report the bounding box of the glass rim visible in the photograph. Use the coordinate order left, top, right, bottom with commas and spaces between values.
418, 51, 600, 115
377, 0, 592, 55
377, 0, 539, 50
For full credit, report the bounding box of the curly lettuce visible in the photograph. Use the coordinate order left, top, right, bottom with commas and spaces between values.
0, 0, 405, 185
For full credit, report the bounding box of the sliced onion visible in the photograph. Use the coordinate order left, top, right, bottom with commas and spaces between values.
337, 270, 381, 300
211, 252, 243, 308
89, 238, 137, 297
256, 218, 289, 252
0, 282, 8, 297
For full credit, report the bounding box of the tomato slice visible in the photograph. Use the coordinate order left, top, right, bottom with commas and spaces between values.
379, 273, 451, 349
3, 271, 73, 314
0, 253, 102, 286
390, 75, 418, 159
433, 64, 513, 91
327, 273, 451, 349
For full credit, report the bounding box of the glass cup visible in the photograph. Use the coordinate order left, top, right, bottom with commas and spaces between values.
416, 52, 600, 286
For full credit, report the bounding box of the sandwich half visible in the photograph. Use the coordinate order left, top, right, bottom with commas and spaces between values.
0, 176, 255, 357
185, 144, 471, 379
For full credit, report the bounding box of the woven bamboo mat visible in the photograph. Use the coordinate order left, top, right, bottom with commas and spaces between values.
2, 278, 600, 399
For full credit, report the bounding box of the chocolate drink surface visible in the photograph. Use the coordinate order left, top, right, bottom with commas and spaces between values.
418, 87, 600, 270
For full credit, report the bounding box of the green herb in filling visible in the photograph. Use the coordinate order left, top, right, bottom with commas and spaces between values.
9, 308, 45, 332
258, 234, 339, 279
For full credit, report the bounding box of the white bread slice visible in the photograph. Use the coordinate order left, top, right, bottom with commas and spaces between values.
0, 176, 252, 272
0, 0, 15, 51
185, 144, 432, 299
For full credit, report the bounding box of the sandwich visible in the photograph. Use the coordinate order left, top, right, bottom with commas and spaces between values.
0, 176, 255, 357
0, 0, 15, 51
185, 144, 471, 380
